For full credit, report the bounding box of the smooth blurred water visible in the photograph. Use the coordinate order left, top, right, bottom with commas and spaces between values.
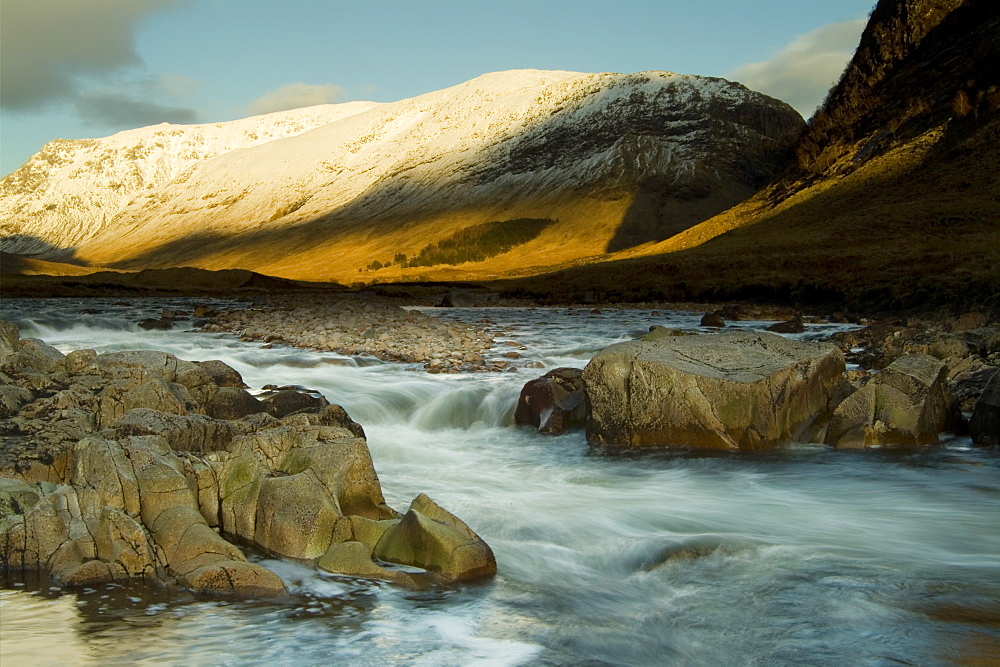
1, 298, 998, 666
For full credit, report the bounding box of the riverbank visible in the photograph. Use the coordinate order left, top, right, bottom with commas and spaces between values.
0, 298, 998, 664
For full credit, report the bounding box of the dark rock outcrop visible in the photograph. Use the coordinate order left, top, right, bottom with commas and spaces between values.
514, 367, 588, 435
970, 373, 1000, 446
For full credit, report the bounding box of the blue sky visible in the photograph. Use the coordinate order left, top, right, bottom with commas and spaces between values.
1, 0, 876, 176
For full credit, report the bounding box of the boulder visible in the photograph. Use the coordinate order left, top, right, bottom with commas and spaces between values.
260, 388, 329, 418
138, 318, 173, 331
825, 355, 963, 449
583, 331, 847, 450
949, 358, 999, 412
206, 387, 266, 420
766, 318, 805, 334
970, 373, 1000, 447
373, 494, 496, 581
699, 311, 725, 328
0, 321, 19, 361
254, 470, 342, 559
514, 367, 588, 435
195, 359, 247, 388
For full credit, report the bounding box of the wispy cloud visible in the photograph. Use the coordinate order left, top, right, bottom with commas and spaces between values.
248, 83, 348, 115
729, 19, 866, 118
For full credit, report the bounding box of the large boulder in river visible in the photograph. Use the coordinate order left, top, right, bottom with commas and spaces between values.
824, 354, 962, 449
583, 331, 847, 450
514, 367, 588, 435
970, 373, 1000, 447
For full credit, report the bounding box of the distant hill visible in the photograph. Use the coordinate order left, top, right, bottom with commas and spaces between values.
1, 70, 802, 282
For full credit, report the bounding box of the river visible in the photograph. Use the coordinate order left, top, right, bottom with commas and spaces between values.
1, 298, 998, 666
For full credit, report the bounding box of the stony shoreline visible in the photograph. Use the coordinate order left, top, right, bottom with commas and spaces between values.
198, 295, 498, 373
0, 320, 496, 595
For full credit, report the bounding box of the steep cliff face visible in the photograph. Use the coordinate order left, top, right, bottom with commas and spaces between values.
791, 0, 998, 182
0, 70, 803, 281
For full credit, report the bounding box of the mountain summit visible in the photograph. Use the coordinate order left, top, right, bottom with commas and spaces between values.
1, 70, 802, 281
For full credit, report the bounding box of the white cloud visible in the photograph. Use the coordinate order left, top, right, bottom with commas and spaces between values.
729, 19, 866, 118
248, 83, 348, 115
0, 0, 188, 110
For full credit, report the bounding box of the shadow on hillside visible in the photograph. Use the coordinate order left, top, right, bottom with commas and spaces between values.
0, 236, 88, 272
490, 108, 1000, 314
95, 76, 801, 271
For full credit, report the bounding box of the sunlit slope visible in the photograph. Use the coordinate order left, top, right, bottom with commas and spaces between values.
498, 0, 1000, 311
60, 70, 801, 281
0, 103, 379, 255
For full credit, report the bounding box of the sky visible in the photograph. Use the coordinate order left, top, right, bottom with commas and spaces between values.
0, 0, 876, 176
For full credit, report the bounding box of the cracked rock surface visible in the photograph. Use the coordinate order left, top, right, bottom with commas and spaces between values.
583, 330, 849, 450
0, 320, 496, 595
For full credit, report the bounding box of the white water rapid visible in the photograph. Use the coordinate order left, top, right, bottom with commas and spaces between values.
1, 298, 997, 665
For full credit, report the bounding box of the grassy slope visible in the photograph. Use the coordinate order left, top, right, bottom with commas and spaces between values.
493, 112, 1000, 314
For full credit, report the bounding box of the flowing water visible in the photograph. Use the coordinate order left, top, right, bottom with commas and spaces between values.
1, 298, 998, 666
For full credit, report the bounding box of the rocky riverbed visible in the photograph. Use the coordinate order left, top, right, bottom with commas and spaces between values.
1, 299, 998, 665
0, 319, 495, 595
196, 295, 498, 372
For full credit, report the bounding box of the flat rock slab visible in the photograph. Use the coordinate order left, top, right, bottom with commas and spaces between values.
583, 330, 846, 450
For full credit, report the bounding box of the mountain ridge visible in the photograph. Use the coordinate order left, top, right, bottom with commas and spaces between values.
1, 69, 803, 281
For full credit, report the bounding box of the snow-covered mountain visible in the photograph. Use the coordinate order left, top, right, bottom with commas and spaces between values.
0, 103, 380, 254
1, 70, 803, 281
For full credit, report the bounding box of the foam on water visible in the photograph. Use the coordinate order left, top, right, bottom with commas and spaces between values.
1, 298, 997, 665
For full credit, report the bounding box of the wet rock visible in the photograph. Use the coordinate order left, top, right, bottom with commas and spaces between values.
642, 326, 688, 342
195, 359, 247, 388
970, 373, 1000, 447
373, 494, 496, 582
138, 318, 174, 331
206, 387, 266, 420
0, 321, 20, 361
699, 311, 725, 328
583, 331, 846, 450
766, 317, 805, 334
825, 355, 963, 449
107, 408, 241, 453
260, 388, 329, 418
514, 367, 588, 435
254, 470, 342, 559
949, 358, 1000, 412
0, 385, 33, 418
0, 326, 495, 593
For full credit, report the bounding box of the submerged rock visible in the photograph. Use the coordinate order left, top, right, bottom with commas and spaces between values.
583, 331, 847, 450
